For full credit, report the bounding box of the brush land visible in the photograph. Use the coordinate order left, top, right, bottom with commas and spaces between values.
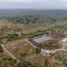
0, 10, 67, 67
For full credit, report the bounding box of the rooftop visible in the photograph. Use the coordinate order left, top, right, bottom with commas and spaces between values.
62, 38, 67, 42
33, 35, 51, 43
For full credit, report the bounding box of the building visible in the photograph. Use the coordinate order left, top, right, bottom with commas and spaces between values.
61, 38, 67, 44
33, 35, 51, 43
64, 32, 67, 37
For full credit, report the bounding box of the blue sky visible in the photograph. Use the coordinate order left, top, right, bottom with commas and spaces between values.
0, 0, 67, 9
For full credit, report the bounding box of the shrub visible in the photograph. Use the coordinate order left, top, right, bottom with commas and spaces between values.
0, 45, 3, 52
35, 47, 41, 54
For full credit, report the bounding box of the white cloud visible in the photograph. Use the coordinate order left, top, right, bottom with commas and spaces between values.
0, 0, 67, 9
0, 0, 35, 3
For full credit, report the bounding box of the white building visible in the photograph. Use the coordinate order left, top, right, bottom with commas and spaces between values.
61, 38, 67, 43
33, 35, 51, 43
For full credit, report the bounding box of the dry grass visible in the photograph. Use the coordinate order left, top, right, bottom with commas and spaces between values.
3, 39, 67, 67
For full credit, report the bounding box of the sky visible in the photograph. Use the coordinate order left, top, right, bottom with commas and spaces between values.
0, 0, 67, 9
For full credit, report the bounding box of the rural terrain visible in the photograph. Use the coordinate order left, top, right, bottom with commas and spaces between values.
0, 10, 67, 67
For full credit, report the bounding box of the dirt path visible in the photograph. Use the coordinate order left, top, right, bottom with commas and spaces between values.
26, 39, 36, 48
1, 44, 20, 63
27, 39, 67, 64
1, 39, 67, 64
27, 39, 67, 56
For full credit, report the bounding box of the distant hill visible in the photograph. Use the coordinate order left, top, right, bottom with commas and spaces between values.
0, 10, 67, 17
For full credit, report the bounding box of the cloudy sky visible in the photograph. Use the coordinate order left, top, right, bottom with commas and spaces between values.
0, 0, 67, 9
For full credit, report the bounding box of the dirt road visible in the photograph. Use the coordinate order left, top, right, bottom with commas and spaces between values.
1, 44, 20, 63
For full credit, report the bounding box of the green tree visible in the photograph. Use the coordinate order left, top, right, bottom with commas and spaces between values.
35, 47, 41, 54
0, 45, 3, 52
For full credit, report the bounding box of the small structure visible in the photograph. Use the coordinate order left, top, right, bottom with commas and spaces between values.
44, 50, 51, 57
33, 35, 51, 43
61, 38, 67, 44
64, 32, 67, 37
15, 32, 22, 37
60, 38, 67, 50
